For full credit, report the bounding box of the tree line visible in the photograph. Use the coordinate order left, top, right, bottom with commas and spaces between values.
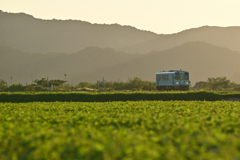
194, 77, 240, 91
0, 77, 156, 92
0, 76, 240, 92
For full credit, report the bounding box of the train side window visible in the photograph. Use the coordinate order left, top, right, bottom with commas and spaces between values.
162, 75, 169, 81
175, 73, 180, 80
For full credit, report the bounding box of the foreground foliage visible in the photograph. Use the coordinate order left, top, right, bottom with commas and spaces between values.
0, 91, 240, 102
1, 101, 240, 159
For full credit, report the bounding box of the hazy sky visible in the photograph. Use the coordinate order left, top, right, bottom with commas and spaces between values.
1, 0, 239, 34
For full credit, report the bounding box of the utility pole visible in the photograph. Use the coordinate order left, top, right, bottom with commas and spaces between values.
103, 77, 105, 90
64, 74, 66, 92
97, 80, 99, 90
47, 77, 49, 92
10, 76, 12, 86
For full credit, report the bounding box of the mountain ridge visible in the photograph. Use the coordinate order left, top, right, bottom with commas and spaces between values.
0, 10, 159, 53
1, 42, 240, 85
120, 26, 240, 53
2, 10, 240, 54
1, 11, 240, 86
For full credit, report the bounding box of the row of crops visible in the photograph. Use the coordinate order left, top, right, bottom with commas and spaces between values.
1, 100, 240, 159
0, 91, 240, 102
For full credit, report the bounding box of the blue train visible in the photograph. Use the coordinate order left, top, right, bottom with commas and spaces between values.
156, 70, 190, 91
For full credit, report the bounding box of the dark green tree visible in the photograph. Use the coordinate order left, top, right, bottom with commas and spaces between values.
207, 77, 231, 91
34, 78, 66, 88
77, 82, 92, 88
194, 81, 210, 90
0, 79, 7, 91
49, 79, 66, 86
24, 85, 35, 92
194, 76, 239, 91
74, 77, 158, 91
5, 84, 25, 92
234, 84, 240, 91
127, 77, 144, 91
34, 78, 48, 87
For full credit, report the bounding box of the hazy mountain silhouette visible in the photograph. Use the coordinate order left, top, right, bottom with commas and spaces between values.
121, 26, 240, 53
0, 10, 158, 53
1, 11, 240, 86
1, 42, 240, 85
2, 11, 240, 54
76, 41, 240, 85
0, 45, 142, 84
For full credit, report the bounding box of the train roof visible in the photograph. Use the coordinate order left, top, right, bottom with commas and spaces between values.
156, 72, 175, 75
156, 70, 188, 74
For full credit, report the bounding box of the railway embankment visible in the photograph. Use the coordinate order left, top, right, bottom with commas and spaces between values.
0, 91, 240, 102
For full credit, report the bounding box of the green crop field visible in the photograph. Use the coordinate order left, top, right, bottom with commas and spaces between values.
1, 100, 240, 160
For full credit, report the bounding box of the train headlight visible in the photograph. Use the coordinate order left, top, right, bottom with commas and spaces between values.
176, 82, 179, 84
186, 82, 189, 84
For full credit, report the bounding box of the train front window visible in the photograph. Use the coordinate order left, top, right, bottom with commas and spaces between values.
185, 73, 189, 80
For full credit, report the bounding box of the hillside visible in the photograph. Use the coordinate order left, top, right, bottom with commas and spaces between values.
121, 26, 240, 53
0, 10, 158, 53
2, 11, 240, 55
1, 42, 240, 85
0, 45, 142, 85
1, 11, 240, 86
82, 41, 240, 84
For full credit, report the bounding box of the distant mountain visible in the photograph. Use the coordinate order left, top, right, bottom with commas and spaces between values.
79, 41, 240, 84
1, 11, 240, 86
0, 45, 142, 84
2, 11, 240, 54
1, 42, 240, 85
121, 26, 240, 53
0, 10, 158, 53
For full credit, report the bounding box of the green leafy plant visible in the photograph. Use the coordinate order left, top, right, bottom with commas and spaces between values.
1, 101, 240, 159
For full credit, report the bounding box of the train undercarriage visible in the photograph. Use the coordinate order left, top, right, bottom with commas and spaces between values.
156, 86, 189, 91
